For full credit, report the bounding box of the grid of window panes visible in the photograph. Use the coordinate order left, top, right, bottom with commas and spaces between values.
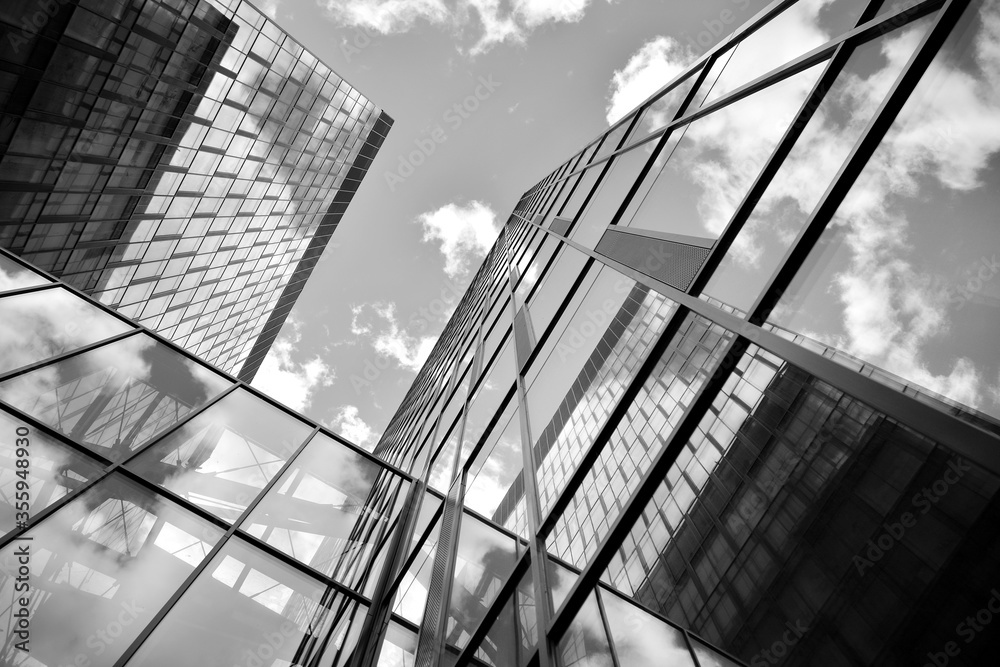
0, 0, 391, 378
371, 1, 1000, 666
0, 246, 414, 666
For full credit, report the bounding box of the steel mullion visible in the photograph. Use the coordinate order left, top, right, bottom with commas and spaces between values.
539, 0, 943, 193
453, 550, 532, 667
545, 334, 748, 642
0, 282, 59, 300
0, 327, 141, 384
594, 588, 623, 667
0, 381, 242, 552
520, 204, 1000, 477
0, 395, 114, 468
745, 0, 963, 323
112, 424, 373, 666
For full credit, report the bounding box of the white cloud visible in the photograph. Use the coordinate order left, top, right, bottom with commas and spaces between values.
256, 0, 281, 18
606, 36, 694, 125
253, 318, 335, 412
351, 302, 437, 372
331, 404, 379, 450
416, 200, 500, 279
319, 0, 591, 54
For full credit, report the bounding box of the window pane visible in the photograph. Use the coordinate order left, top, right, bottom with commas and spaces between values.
465, 401, 522, 522
461, 342, 515, 468
559, 166, 603, 223
126, 388, 312, 522
526, 244, 590, 343
126, 537, 367, 667
446, 512, 518, 649
0, 286, 133, 375
699, 0, 866, 107
0, 333, 232, 460
515, 568, 537, 666
620, 62, 825, 239
377, 620, 418, 667
0, 473, 223, 667
0, 253, 49, 293
628, 70, 700, 142
599, 589, 695, 666
393, 515, 441, 624
702, 16, 934, 312
473, 594, 517, 667
571, 144, 652, 250
600, 342, 1000, 665
526, 265, 678, 514
547, 313, 735, 570
0, 407, 104, 537
557, 592, 613, 667
243, 433, 410, 589
767, 5, 1000, 423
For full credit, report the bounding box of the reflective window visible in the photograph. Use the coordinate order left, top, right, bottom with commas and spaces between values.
699, 0, 866, 106
526, 244, 591, 343
620, 62, 825, 239
465, 401, 523, 523
768, 5, 1000, 423
559, 166, 603, 223
0, 253, 49, 293
0, 287, 133, 375
0, 407, 104, 536
243, 433, 410, 588
547, 557, 579, 615
461, 339, 515, 467
628, 70, 700, 142
514, 235, 559, 305
600, 589, 694, 666
702, 16, 934, 312
126, 537, 367, 667
376, 620, 418, 667
0, 333, 232, 460
474, 594, 517, 667
126, 388, 312, 522
570, 143, 654, 250
446, 512, 518, 650
557, 592, 613, 667
393, 515, 441, 624
0, 473, 224, 667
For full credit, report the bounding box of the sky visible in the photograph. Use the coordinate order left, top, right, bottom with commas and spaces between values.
249, 0, 779, 449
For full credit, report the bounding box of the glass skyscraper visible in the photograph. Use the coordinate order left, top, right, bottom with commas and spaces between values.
0, 0, 391, 379
1, 0, 999, 667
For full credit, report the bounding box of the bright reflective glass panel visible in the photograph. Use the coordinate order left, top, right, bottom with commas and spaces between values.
376, 620, 417, 667
465, 401, 523, 524
126, 388, 312, 522
0, 253, 49, 293
768, 4, 1000, 423
126, 537, 367, 667
628, 70, 700, 142
243, 433, 410, 589
702, 15, 934, 312
557, 592, 613, 667
461, 340, 515, 468
0, 287, 133, 375
446, 512, 518, 649
525, 244, 591, 343
570, 143, 652, 250
599, 589, 695, 666
0, 407, 104, 537
621, 62, 825, 239
699, 0, 866, 106
0, 473, 223, 667
393, 515, 441, 624
0, 333, 232, 460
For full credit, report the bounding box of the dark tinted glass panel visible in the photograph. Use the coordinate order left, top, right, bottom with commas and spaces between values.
603, 341, 1000, 665
0, 333, 232, 460
767, 5, 1000, 424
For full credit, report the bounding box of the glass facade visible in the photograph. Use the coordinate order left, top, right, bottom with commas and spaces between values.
0, 0, 392, 380
369, 1, 1000, 666
2, 1, 1000, 667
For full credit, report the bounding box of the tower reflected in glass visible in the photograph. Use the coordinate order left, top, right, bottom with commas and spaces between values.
0, 0, 391, 379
